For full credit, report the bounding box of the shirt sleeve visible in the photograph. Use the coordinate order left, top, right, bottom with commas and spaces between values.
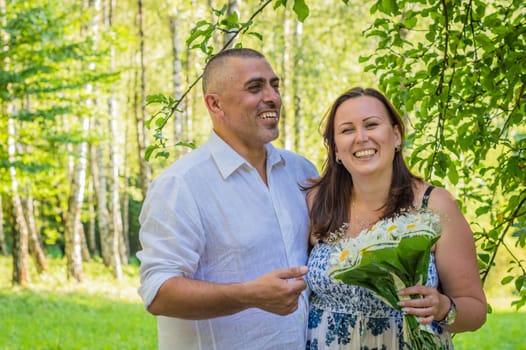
297, 155, 319, 184
136, 174, 205, 308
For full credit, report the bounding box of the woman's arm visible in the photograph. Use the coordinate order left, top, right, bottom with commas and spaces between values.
398, 187, 487, 332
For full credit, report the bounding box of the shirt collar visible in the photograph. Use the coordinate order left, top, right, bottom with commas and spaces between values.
206, 131, 284, 180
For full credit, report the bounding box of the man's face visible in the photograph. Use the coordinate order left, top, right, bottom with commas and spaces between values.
207, 57, 282, 152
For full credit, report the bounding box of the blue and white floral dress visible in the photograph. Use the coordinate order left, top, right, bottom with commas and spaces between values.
306, 190, 454, 349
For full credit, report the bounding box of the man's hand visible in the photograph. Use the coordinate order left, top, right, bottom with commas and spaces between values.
244, 266, 308, 315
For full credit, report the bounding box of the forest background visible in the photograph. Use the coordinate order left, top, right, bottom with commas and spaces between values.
0, 0, 525, 344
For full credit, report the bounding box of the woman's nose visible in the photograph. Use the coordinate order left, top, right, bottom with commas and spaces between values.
355, 127, 368, 142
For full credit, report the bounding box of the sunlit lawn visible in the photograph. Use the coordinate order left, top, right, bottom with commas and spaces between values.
453, 311, 526, 349
0, 256, 157, 350
0, 256, 524, 349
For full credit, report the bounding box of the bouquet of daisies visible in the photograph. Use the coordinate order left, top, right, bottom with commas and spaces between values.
328, 209, 444, 350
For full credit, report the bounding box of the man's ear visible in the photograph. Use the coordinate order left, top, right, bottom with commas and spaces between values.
204, 93, 222, 114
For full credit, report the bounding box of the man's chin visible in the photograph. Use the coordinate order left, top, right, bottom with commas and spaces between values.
265, 129, 279, 143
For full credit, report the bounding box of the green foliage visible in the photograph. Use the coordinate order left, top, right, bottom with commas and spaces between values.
1, 0, 113, 182
1, 0, 122, 254
1, 1, 112, 102
273, 0, 310, 21
145, 94, 196, 160
361, 0, 526, 310
186, 1, 273, 56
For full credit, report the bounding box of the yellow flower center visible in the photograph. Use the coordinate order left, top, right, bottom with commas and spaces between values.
340, 249, 350, 262
387, 224, 397, 232
406, 223, 416, 229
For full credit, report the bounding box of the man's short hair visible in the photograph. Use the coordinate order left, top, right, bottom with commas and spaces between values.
202, 48, 266, 95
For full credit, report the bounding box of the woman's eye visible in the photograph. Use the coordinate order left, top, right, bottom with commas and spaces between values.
365, 123, 378, 129
342, 128, 355, 133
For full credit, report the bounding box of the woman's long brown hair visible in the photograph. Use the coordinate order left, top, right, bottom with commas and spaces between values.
306, 87, 422, 241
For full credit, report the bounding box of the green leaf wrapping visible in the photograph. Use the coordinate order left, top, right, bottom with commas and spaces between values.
327, 210, 446, 349
330, 234, 439, 310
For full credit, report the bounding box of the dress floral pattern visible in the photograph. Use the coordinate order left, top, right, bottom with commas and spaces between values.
306, 225, 453, 350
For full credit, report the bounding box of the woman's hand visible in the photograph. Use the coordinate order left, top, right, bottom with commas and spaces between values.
398, 285, 450, 325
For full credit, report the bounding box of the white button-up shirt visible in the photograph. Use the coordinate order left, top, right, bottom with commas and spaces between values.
137, 131, 318, 350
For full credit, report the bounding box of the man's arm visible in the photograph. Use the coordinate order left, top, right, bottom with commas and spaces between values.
147, 266, 308, 319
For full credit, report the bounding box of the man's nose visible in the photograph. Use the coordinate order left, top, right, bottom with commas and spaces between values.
262, 84, 281, 106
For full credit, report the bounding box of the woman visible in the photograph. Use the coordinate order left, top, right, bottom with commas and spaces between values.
305, 87, 486, 349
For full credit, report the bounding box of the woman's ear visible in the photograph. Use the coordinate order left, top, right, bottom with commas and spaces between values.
394, 124, 402, 146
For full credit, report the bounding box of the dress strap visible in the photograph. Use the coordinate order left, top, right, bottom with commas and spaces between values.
421, 186, 435, 208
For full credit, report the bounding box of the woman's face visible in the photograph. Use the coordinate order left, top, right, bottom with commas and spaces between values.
333, 95, 401, 179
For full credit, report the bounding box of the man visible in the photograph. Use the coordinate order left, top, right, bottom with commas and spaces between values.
137, 48, 318, 349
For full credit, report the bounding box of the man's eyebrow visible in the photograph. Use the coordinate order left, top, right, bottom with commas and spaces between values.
244, 76, 280, 87
244, 77, 265, 87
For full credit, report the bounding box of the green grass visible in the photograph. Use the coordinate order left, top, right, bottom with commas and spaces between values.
453, 312, 526, 350
0, 256, 157, 350
0, 290, 157, 350
0, 256, 525, 349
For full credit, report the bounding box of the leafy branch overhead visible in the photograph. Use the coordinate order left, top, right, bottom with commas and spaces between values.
362, 0, 526, 310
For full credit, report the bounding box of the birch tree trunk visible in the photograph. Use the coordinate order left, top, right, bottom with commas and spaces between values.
184, 36, 194, 140
136, 0, 152, 199
170, 13, 183, 139
87, 178, 98, 255
86, 0, 113, 267
20, 95, 48, 273
223, 0, 239, 48
64, 0, 103, 281
8, 116, 30, 286
169, 10, 189, 159
293, 20, 304, 152
79, 219, 91, 262
280, 11, 292, 149
0, 0, 5, 258
22, 195, 48, 274
65, 115, 89, 282
107, 0, 124, 275
121, 99, 130, 256
0, 195, 6, 255
2, 0, 30, 284
94, 128, 111, 266
207, 0, 221, 51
